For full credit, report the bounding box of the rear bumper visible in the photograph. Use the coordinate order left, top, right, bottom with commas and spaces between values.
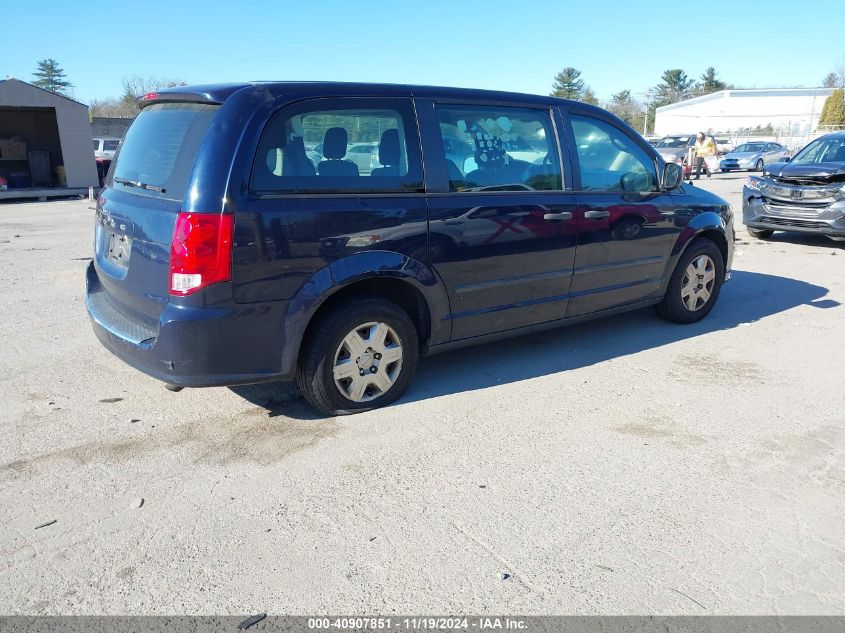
742, 191, 845, 238
86, 262, 294, 387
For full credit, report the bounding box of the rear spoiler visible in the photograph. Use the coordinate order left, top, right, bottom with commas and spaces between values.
136, 91, 222, 108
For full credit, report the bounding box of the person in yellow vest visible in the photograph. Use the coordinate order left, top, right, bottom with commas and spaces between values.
692, 132, 717, 180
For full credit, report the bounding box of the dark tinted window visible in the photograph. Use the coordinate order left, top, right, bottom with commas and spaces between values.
436, 105, 562, 192
570, 115, 657, 192
103, 140, 120, 151
92, 140, 99, 150
791, 136, 845, 164
111, 102, 219, 200
251, 98, 423, 194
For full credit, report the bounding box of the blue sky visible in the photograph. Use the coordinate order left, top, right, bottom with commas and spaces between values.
3, 0, 843, 105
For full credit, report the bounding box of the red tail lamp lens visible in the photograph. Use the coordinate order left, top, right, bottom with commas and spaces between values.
169, 212, 234, 296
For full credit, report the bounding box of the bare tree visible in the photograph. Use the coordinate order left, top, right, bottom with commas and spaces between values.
119, 75, 188, 112
90, 97, 137, 118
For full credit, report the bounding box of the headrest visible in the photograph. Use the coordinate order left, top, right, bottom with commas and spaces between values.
323, 127, 348, 159
378, 129, 400, 166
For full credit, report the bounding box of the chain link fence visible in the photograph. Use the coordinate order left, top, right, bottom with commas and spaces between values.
712, 125, 845, 153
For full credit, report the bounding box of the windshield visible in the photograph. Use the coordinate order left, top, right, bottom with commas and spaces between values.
111, 102, 219, 200
734, 143, 766, 153
790, 137, 845, 164
655, 137, 690, 148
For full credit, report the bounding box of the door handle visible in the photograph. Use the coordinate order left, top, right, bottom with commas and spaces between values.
543, 211, 572, 221
584, 210, 610, 220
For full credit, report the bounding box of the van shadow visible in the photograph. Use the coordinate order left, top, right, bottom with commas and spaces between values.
232, 270, 837, 418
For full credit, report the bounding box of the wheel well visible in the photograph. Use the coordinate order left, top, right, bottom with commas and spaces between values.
301, 277, 431, 356
695, 229, 728, 265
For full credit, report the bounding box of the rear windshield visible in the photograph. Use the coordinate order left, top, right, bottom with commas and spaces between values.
103, 140, 120, 151
655, 137, 689, 148
111, 102, 219, 200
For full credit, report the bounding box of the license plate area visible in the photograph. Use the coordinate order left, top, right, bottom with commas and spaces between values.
107, 231, 131, 268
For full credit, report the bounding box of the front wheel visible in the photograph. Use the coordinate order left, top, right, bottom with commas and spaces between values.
655, 238, 725, 324
755, 159, 764, 172
297, 298, 419, 416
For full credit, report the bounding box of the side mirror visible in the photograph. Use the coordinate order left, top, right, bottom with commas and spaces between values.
662, 162, 683, 190
782, 156, 791, 163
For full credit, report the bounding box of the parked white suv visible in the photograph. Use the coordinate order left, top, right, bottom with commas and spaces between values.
93, 138, 121, 160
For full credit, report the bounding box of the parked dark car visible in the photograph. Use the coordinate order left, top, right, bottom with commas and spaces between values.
86, 82, 734, 415
743, 131, 845, 241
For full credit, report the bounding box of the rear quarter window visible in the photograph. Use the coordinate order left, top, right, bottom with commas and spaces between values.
250, 97, 423, 194
111, 102, 219, 200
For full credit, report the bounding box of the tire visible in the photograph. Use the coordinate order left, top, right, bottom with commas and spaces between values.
755, 159, 764, 172
721, 168, 728, 173
747, 227, 774, 239
655, 238, 725, 324
297, 297, 419, 416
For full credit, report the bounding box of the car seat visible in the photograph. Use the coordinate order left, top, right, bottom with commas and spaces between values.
317, 127, 359, 177
282, 136, 316, 177
370, 129, 401, 177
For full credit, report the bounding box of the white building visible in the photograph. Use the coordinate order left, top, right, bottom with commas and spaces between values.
654, 88, 835, 136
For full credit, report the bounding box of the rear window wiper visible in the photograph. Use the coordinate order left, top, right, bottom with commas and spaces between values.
113, 177, 166, 193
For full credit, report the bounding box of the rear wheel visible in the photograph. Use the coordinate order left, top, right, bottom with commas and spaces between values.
297, 298, 419, 416
747, 227, 774, 239
655, 238, 724, 324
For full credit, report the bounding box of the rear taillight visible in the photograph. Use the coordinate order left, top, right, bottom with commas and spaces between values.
169, 212, 234, 296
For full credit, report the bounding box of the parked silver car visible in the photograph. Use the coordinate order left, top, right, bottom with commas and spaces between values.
346, 143, 379, 174
653, 135, 696, 164
720, 142, 790, 172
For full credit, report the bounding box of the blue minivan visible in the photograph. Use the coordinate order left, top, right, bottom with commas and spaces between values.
87, 82, 734, 415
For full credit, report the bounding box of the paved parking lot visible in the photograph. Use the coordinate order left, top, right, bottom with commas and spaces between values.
1, 174, 843, 614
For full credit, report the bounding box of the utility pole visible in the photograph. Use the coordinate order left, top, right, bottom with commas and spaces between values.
642, 89, 654, 136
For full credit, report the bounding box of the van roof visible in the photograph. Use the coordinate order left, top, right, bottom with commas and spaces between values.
142, 81, 601, 112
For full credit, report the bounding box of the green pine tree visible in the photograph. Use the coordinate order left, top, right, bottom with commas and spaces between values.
699, 67, 727, 94
551, 67, 585, 100
654, 69, 694, 106
818, 88, 845, 128
581, 86, 599, 106
32, 58, 73, 95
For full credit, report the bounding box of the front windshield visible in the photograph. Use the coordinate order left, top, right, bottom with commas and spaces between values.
734, 143, 766, 153
655, 137, 689, 148
790, 137, 845, 164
